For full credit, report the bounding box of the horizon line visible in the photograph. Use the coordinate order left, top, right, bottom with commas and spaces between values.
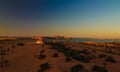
0, 35, 120, 39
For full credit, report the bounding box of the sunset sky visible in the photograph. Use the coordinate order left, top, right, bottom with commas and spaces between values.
0, 0, 120, 38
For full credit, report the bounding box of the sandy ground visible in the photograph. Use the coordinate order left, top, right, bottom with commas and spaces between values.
0, 43, 41, 72
1, 41, 120, 72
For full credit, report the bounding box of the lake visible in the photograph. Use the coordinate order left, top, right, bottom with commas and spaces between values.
70, 38, 120, 42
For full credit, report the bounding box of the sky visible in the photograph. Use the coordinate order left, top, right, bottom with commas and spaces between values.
0, 0, 120, 38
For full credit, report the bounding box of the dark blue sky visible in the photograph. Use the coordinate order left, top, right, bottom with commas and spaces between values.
1, 0, 76, 21
0, 0, 120, 38
1, 0, 119, 21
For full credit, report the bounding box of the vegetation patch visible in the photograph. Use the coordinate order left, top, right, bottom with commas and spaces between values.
79, 49, 91, 55
106, 56, 116, 63
47, 42, 92, 63
53, 53, 58, 57
37, 63, 50, 72
38, 54, 46, 59
17, 43, 24, 46
65, 57, 72, 62
98, 54, 107, 58
40, 50, 45, 54
91, 65, 108, 72
70, 64, 84, 72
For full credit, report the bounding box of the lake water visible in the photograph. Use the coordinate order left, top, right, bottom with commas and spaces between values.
71, 38, 120, 42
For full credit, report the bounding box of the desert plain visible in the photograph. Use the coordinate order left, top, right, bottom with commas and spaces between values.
0, 38, 120, 72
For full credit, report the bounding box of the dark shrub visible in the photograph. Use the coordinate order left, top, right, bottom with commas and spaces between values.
53, 53, 58, 57
98, 54, 107, 58
17, 43, 24, 46
106, 56, 116, 63
72, 54, 90, 63
38, 54, 46, 59
37, 63, 50, 72
70, 64, 84, 72
81, 49, 91, 54
65, 57, 72, 62
91, 65, 108, 72
87, 54, 94, 60
12, 45, 15, 48
40, 50, 45, 54
92, 55, 96, 59
107, 49, 115, 54
48, 42, 91, 63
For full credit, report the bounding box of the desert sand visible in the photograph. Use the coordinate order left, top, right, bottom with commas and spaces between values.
0, 40, 120, 72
